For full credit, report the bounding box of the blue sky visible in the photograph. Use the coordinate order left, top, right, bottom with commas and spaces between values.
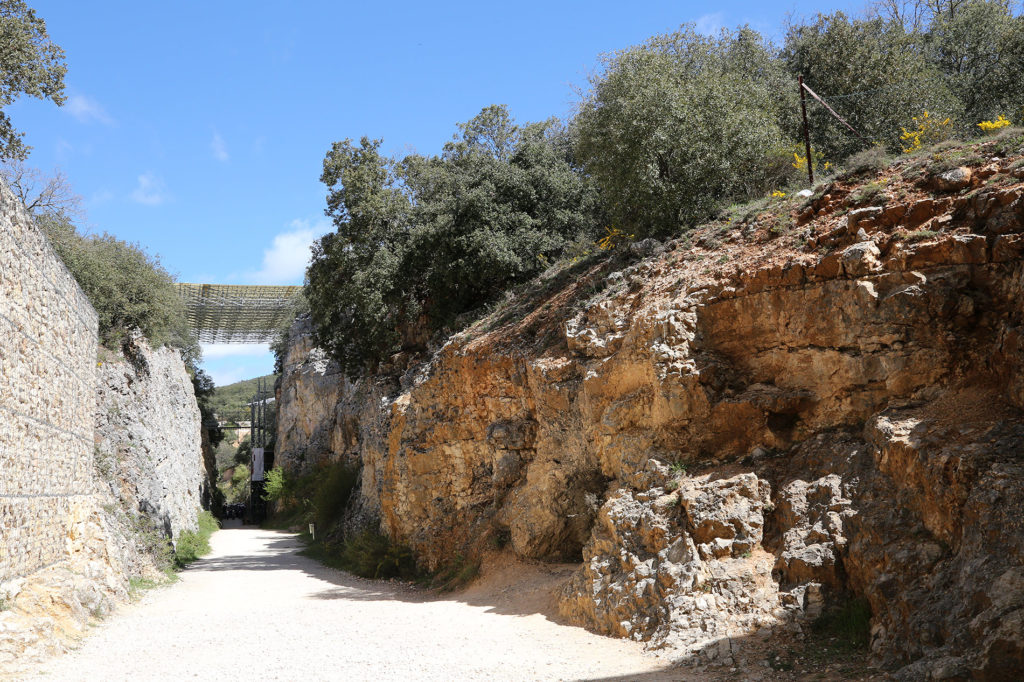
11, 0, 858, 385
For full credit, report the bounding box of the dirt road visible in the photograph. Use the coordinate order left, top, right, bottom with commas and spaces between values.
28, 524, 676, 681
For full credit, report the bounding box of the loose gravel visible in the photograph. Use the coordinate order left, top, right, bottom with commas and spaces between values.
26, 524, 676, 681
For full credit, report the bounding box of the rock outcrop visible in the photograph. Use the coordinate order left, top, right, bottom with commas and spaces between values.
94, 334, 206, 578
276, 142, 1024, 677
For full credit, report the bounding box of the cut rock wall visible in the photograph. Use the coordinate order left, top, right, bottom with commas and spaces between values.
276, 155, 1024, 678
0, 178, 127, 673
95, 336, 204, 544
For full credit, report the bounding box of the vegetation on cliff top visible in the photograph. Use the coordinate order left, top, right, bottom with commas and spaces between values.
305, 0, 1024, 376
305, 106, 603, 376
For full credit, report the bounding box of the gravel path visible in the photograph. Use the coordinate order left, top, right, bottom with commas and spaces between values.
27, 524, 676, 681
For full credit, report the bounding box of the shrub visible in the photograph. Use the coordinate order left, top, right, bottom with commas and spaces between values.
338, 530, 417, 580
428, 554, 481, 592
38, 216, 194, 351
843, 146, 891, 175
311, 462, 359, 533
575, 26, 792, 237
791, 144, 830, 179
262, 467, 290, 502
978, 114, 1012, 134
901, 111, 954, 153
173, 511, 219, 568
849, 180, 888, 206
905, 229, 939, 242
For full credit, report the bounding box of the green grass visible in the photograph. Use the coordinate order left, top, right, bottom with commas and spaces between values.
173, 511, 219, 568
905, 229, 939, 242
300, 529, 481, 592
842, 146, 890, 176
426, 553, 481, 592
986, 126, 1024, 158
128, 569, 179, 599
849, 180, 887, 206
300, 529, 418, 581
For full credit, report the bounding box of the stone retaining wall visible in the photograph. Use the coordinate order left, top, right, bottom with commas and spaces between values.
0, 178, 99, 582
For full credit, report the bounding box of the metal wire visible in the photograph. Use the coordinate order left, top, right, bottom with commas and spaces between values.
176, 283, 303, 344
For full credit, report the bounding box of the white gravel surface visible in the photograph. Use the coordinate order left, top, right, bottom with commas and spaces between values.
26, 524, 677, 681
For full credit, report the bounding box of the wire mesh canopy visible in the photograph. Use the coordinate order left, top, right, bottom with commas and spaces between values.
177, 283, 303, 343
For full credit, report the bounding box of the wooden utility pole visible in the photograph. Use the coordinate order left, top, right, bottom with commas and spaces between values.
799, 75, 814, 186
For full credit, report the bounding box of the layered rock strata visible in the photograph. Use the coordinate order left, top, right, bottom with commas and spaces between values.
277, 152, 1024, 677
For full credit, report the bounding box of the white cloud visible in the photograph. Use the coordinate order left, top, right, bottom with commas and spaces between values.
131, 173, 168, 205
204, 365, 251, 387
65, 94, 113, 125
249, 220, 325, 284
89, 189, 115, 206
201, 343, 271, 359
200, 345, 276, 387
696, 12, 725, 36
211, 132, 229, 162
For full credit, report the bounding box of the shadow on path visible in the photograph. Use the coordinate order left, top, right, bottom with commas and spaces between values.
187, 526, 876, 681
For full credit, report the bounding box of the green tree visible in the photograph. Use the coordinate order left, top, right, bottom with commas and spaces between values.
307, 106, 601, 376
927, 0, 1024, 125
306, 136, 410, 375
403, 111, 600, 328
782, 12, 957, 159
574, 26, 793, 237
0, 0, 67, 159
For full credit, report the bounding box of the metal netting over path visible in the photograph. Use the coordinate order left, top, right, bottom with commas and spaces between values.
176, 283, 303, 343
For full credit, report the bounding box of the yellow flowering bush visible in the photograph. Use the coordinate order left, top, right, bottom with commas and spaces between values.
596, 225, 635, 250
771, 190, 787, 198
977, 114, 1011, 134
900, 111, 952, 153
791, 144, 829, 176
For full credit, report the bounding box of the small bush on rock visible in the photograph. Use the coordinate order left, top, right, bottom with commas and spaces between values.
843, 146, 891, 175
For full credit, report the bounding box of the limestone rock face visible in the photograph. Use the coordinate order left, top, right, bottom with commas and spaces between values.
275, 317, 346, 473
95, 335, 204, 547
560, 471, 781, 660
275, 163, 1024, 677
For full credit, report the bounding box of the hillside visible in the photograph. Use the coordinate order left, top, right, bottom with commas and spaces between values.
208, 374, 276, 423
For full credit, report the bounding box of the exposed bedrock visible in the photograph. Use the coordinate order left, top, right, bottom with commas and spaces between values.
94, 335, 206, 556
277, 178, 1024, 677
